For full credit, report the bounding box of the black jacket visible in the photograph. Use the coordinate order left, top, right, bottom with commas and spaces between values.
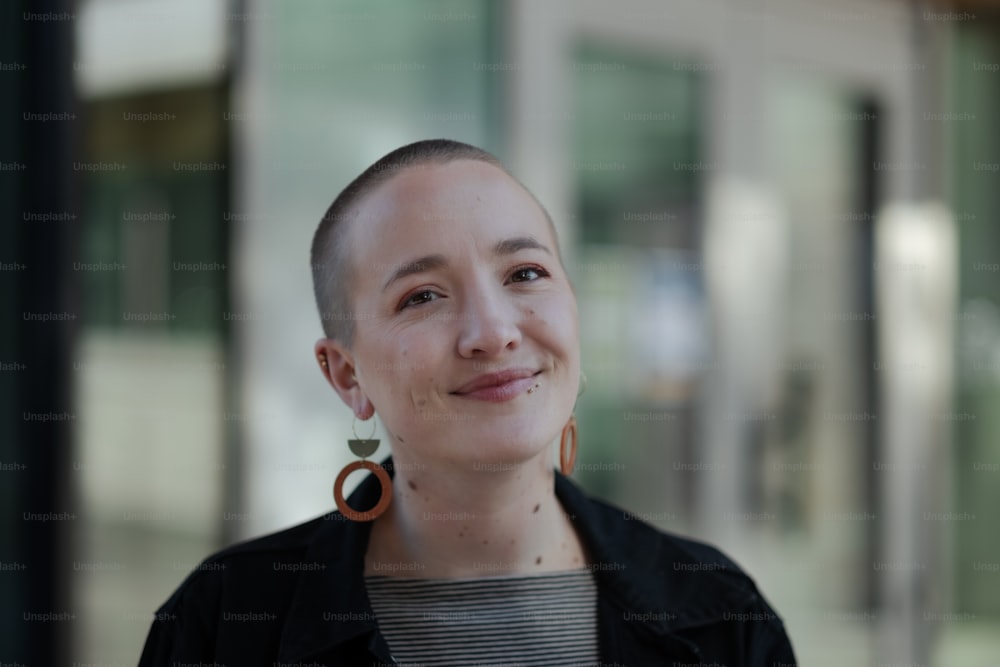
139, 460, 796, 666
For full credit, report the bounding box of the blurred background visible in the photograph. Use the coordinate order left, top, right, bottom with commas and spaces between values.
2, 0, 999, 664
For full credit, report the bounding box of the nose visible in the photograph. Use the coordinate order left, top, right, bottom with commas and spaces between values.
456, 282, 522, 358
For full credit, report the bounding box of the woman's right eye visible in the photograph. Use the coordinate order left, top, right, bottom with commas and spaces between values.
400, 290, 438, 310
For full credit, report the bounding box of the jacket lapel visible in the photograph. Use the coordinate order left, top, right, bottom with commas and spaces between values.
276, 465, 392, 663
554, 472, 754, 662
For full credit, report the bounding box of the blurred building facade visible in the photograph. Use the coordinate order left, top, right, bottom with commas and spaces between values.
3, 0, 1000, 665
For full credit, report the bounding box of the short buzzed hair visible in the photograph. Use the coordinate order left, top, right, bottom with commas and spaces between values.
310, 138, 558, 346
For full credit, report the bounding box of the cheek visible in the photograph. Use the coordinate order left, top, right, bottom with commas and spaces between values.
530, 296, 579, 353
385, 340, 445, 400
354, 334, 406, 401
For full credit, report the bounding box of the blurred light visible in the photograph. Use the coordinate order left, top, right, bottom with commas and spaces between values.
75, 0, 228, 99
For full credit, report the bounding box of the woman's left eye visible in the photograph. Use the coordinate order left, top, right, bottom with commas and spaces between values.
509, 266, 549, 283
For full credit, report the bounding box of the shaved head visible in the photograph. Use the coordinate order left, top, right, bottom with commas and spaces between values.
310, 139, 559, 346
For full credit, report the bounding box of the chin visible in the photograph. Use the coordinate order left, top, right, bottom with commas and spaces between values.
464, 419, 560, 462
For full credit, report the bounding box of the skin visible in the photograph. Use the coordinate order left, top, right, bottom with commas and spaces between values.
314, 160, 587, 578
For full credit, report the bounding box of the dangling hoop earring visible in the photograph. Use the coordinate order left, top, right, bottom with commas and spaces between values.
559, 370, 586, 476
333, 416, 392, 521
560, 415, 578, 476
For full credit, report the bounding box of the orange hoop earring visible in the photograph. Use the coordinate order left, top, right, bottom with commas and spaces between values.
560, 415, 578, 476
334, 460, 392, 522
333, 417, 392, 521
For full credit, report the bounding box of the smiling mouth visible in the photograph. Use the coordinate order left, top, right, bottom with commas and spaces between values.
450, 369, 543, 403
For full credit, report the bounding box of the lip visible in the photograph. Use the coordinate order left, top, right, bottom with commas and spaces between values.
451, 368, 542, 402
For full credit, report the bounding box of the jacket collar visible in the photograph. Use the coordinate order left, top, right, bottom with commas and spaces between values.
277, 457, 755, 662
276, 466, 385, 662
553, 471, 759, 661
553, 471, 757, 630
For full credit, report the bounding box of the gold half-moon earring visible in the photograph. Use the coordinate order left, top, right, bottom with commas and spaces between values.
333, 416, 392, 521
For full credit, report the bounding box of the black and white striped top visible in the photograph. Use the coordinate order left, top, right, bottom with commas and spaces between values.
365, 568, 600, 667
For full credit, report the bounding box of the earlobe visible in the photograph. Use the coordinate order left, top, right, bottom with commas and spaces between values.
314, 338, 372, 418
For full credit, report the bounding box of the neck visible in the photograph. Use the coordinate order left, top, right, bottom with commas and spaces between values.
364, 451, 588, 579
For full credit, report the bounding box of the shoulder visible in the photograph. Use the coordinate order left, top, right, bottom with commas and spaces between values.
568, 489, 796, 661
208, 511, 337, 562
559, 478, 782, 618
139, 512, 346, 665
590, 493, 758, 588
168, 511, 337, 597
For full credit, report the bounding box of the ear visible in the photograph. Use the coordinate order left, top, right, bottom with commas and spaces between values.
314, 338, 374, 419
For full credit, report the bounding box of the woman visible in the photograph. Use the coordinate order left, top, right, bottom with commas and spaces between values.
139, 139, 796, 666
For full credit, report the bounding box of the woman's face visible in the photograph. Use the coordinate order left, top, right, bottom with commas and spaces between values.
321, 159, 580, 470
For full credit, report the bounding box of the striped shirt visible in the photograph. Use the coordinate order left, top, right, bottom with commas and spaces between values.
365, 568, 600, 666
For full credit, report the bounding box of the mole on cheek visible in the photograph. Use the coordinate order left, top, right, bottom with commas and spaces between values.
533, 504, 540, 513
535, 556, 542, 565
408, 480, 417, 491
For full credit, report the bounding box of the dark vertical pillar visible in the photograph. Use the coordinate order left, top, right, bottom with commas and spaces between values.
0, 1, 79, 664
857, 96, 881, 611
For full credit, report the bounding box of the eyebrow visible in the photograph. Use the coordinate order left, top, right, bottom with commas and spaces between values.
382, 254, 448, 291
382, 236, 553, 291
493, 235, 553, 257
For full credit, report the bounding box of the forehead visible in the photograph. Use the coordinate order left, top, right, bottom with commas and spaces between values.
345, 159, 556, 264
